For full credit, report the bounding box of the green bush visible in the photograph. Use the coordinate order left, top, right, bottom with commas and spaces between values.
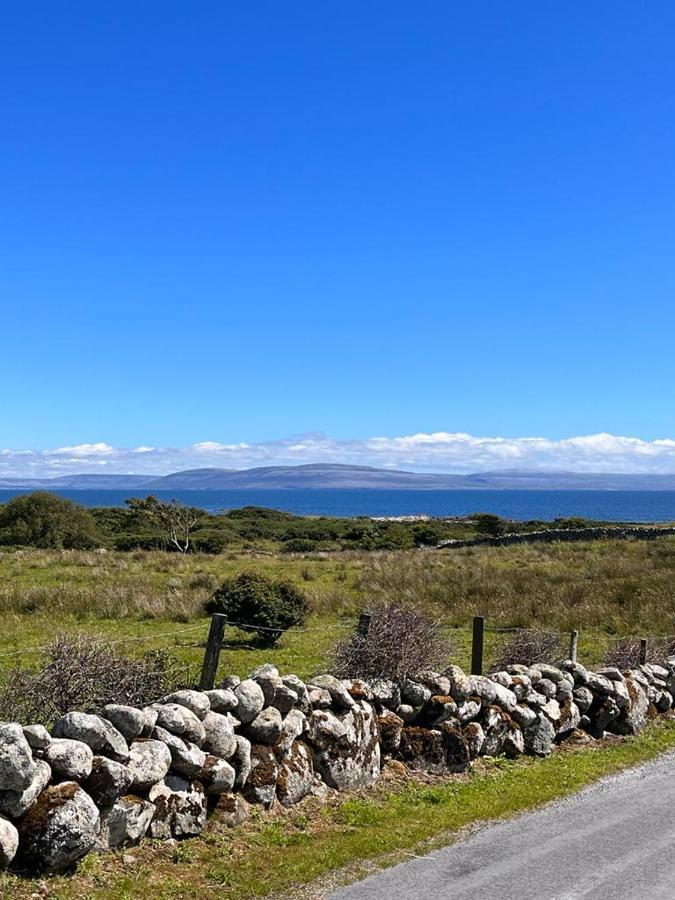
205, 572, 310, 646
190, 530, 228, 554
281, 538, 319, 553
0, 492, 101, 549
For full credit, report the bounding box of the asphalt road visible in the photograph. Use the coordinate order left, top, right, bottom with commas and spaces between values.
329, 752, 675, 900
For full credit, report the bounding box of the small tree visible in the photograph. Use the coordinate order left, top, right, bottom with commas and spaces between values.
471, 513, 508, 537
126, 496, 200, 553
205, 572, 309, 646
0, 491, 101, 549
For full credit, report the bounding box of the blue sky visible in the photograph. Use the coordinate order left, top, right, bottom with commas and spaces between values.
2, 3, 675, 475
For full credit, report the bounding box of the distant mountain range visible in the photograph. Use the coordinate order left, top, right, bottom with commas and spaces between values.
3, 463, 675, 491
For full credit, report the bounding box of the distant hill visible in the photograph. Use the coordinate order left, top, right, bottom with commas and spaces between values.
3, 463, 675, 491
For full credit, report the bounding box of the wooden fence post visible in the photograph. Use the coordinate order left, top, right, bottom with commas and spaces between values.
471, 616, 485, 676
569, 629, 579, 663
639, 638, 648, 665
357, 614, 371, 638
199, 613, 227, 690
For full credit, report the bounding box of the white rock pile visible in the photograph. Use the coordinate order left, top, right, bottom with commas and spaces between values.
0, 658, 673, 872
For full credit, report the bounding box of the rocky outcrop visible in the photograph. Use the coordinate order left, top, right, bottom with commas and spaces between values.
2, 652, 675, 872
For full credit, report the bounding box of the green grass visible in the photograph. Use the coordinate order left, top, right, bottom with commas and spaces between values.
4, 717, 675, 899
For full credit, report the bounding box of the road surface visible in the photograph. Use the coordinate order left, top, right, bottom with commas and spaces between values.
329, 752, 675, 900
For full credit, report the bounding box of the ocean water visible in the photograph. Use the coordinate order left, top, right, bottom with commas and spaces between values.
1, 488, 675, 522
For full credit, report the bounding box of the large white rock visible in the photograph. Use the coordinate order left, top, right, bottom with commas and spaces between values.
81, 756, 133, 807
0, 723, 36, 792
102, 704, 146, 741
148, 776, 207, 839
151, 703, 206, 745
127, 740, 171, 791
162, 690, 210, 720
277, 741, 314, 807
18, 782, 100, 871
0, 816, 19, 868
234, 680, 265, 724
310, 701, 381, 790
45, 738, 94, 781
53, 712, 129, 763
0, 759, 51, 818
97, 795, 155, 850
202, 711, 236, 759
153, 726, 206, 778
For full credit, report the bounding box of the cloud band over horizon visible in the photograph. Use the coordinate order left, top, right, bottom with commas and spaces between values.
3, 432, 675, 479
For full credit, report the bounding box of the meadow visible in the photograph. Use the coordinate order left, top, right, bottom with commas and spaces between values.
2, 534, 675, 681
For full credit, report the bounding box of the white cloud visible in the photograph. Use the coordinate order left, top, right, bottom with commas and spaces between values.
2, 432, 675, 479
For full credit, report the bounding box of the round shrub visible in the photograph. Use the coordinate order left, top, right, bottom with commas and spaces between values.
205, 572, 309, 646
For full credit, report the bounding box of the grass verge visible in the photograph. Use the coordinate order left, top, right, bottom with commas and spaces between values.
4, 717, 675, 899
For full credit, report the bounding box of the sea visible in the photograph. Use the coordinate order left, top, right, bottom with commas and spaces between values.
1, 489, 675, 522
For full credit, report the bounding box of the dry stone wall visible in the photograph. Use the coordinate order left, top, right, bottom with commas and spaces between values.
1, 657, 674, 872
438, 526, 675, 550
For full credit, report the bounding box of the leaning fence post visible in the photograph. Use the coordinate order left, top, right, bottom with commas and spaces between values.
639, 638, 648, 665
199, 613, 227, 690
357, 614, 371, 638
569, 629, 579, 663
471, 615, 485, 676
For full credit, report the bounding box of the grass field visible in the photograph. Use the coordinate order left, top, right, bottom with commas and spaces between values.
1, 535, 675, 679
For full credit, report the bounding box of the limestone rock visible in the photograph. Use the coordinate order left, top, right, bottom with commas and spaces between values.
610, 675, 649, 735
398, 727, 446, 774
272, 684, 299, 715
399, 679, 431, 707
312, 702, 380, 790
243, 744, 279, 808
202, 711, 236, 759
17, 782, 100, 872
102, 704, 146, 742
277, 741, 314, 807
308, 674, 356, 709
97, 795, 155, 850
234, 680, 266, 724
127, 740, 171, 791
0, 759, 51, 819
275, 709, 305, 759
153, 726, 206, 778
162, 690, 210, 720
377, 710, 404, 756
213, 792, 250, 827
23, 724, 51, 752
205, 688, 239, 714
441, 724, 470, 771
0, 816, 18, 868
442, 665, 474, 702
247, 707, 283, 745
200, 755, 235, 794
0, 723, 36, 792
82, 756, 133, 807
148, 776, 207, 839
232, 735, 252, 790
463, 722, 485, 759
369, 679, 401, 709
523, 712, 556, 757
53, 712, 129, 763
151, 703, 206, 746
45, 738, 93, 782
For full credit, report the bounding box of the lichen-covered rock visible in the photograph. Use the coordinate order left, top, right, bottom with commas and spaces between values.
442, 665, 473, 702
399, 679, 431, 707
102, 704, 146, 741
127, 740, 171, 791
441, 724, 470, 771
573, 686, 594, 713
377, 710, 404, 756
481, 706, 512, 757
151, 703, 206, 745
456, 699, 482, 724
234, 680, 266, 724
510, 703, 537, 728
275, 709, 305, 758
205, 688, 239, 714
585, 696, 621, 738
277, 741, 314, 807
53, 712, 129, 763
463, 722, 485, 760
0, 723, 36, 792
609, 675, 649, 735
557, 699, 581, 738
503, 721, 525, 758
272, 684, 299, 715
153, 726, 206, 778
251, 664, 282, 706
369, 679, 400, 709
541, 699, 562, 724
243, 745, 279, 808
162, 690, 210, 720
281, 674, 311, 712
23, 724, 51, 752
45, 738, 93, 781
395, 704, 416, 723
307, 709, 349, 749
246, 707, 283, 745
96, 795, 155, 850
0, 759, 51, 819
0, 816, 18, 868
523, 712, 556, 757
200, 755, 235, 794
531, 664, 565, 684
140, 707, 159, 737
561, 660, 589, 685
585, 672, 614, 696
82, 756, 133, 807
312, 702, 380, 790
213, 792, 250, 827
202, 711, 236, 759
471, 677, 498, 705
230, 734, 252, 791
398, 727, 446, 774
308, 674, 355, 709
421, 695, 459, 728
17, 782, 100, 871
148, 776, 207, 839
